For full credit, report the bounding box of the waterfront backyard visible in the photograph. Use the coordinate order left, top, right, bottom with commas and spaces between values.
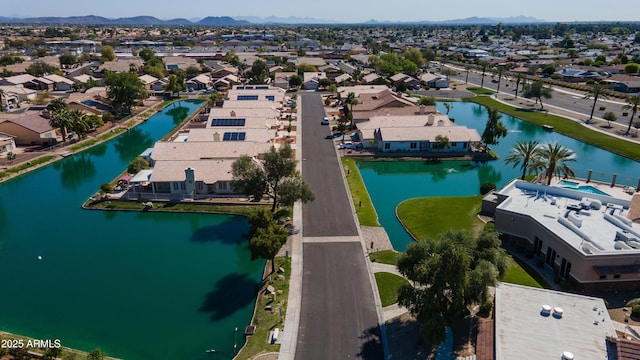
0, 101, 263, 359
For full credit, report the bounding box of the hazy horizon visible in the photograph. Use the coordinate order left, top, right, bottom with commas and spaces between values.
3, 0, 636, 23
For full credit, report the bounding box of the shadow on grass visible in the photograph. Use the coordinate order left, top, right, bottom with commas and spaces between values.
189, 217, 249, 244
357, 325, 385, 360
199, 273, 260, 321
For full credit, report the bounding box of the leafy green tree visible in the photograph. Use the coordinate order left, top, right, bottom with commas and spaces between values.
583, 83, 608, 123
504, 140, 540, 180
248, 59, 269, 85
624, 63, 639, 74
100, 45, 116, 62
185, 65, 201, 78
59, 52, 77, 68
398, 228, 508, 345
104, 71, 147, 115
68, 109, 90, 138
26, 61, 58, 77
247, 207, 288, 274
530, 143, 576, 185
522, 80, 553, 109
481, 108, 508, 145
418, 96, 436, 106
433, 134, 449, 150
288, 74, 303, 88
87, 348, 106, 360
603, 111, 617, 128
623, 95, 640, 136
127, 157, 150, 174
402, 48, 425, 69
164, 73, 186, 97
296, 63, 318, 75
225, 51, 240, 65
139, 48, 156, 62
278, 178, 315, 207
232, 144, 313, 212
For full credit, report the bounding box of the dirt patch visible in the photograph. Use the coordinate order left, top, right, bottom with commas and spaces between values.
609, 307, 640, 326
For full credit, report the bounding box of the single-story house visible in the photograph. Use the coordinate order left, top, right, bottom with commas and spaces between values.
41, 74, 75, 91
187, 74, 213, 90
373, 124, 480, 153
273, 72, 297, 90
0, 113, 58, 145
138, 74, 160, 91
420, 73, 449, 89
303, 72, 327, 91
163, 56, 198, 71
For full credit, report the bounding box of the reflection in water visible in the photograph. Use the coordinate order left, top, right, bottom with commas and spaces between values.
477, 163, 502, 186
0, 198, 6, 236
55, 154, 97, 191
113, 127, 154, 162
90, 142, 108, 157
166, 105, 190, 125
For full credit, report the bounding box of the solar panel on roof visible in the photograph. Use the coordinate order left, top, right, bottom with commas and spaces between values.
211, 118, 246, 126
266, 95, 275, 101
237, 95, 259, 101
222, 132, 246, 141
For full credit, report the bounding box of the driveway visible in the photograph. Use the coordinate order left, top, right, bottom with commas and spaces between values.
295, 93, 383, 360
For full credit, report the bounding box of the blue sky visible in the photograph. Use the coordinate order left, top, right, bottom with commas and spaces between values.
5, 0, 631, 22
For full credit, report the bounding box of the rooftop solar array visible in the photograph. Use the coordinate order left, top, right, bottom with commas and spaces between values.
211, 118, 246, 126
223, 132, 246, 141
237, 95, 259, 101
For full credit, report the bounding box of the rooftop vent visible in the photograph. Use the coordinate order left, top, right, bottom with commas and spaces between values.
541, 304, 552, 316
562, 351, 574, 360
553, 307, 564, 319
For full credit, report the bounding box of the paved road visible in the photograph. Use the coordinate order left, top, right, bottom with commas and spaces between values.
299, 93, 359, 237
295, 93, 383, 360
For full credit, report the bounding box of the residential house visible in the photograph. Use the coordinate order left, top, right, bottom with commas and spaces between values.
362, 73, 382, 84
162, 56, 199, 71
303, 72, 327, 91
334, 73, 352, 86
41, 74, 74, 91
488, 179, 640, 291
559, 68, 602, 83
608, 74, 640, 93
187, 74, 212, 90
420, 73, 449, 89
2, 74, 39, 90
483, 283, 616, 360
138, 74, 160, 92
273, 72, 297, 90
0, 112, 58, 145
99, 58, 144, 73
389, 73, 420, 89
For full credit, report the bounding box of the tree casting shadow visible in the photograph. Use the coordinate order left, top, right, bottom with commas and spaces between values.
199, 273, 260, 321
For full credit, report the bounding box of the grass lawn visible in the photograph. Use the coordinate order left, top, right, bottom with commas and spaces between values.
467, 87, 495, 96
396, 196, 484, 241
84, 199, 265, 216
341, 157, 379, 226
370, 250, 400, 266
468, 96, 640, 162
0, 155, 56, 180
375, 272, 409, 307
235, 257, 291, 360
499, 257, 544, 288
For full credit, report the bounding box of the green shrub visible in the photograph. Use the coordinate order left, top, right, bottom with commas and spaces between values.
632, 305, 640, 319
599, 106, 606, 111
100, 183, 114, 193
479, 301, 493, 316
127, 157, 150, 174
626, 298, 640, 307
480, 182, 496, 195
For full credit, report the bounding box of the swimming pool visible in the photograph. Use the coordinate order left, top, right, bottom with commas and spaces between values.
558, 180, 611, 196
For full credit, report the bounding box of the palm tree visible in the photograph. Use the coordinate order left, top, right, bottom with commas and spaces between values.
345, 92, 358, 129
68, 109, 90, 138
479, 61, 489, 88
583, 83, 608, 123
464, 64, 471, 84
0, 89, 5, 112
49, 108, 72, 141
504, 140, 540, 180
494, 66, 504, 93
623, 95, 640, 136
530, 143, 576, 185
522, 80, 553, 110
514, 73, 525, 99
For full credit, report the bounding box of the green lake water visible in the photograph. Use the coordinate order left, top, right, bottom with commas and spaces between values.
0, 100, 263, 359
358, 101, 640, 251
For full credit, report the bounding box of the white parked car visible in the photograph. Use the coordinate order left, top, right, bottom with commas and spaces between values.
321, 117, 330, 125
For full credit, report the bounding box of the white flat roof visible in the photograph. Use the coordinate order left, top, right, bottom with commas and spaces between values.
379, 126, 481, 142
150, 141, 272, 161
150, 159, 234, 183
497, 180, 638, 254
186, 128, 276, 143
495, 282, 616, 360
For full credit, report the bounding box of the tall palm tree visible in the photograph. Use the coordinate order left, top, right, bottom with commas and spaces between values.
514, 73, 525, 99
49, 108, 72, 141
0, 89, 5, 112
623, 95, 640, 136
464, 64, 471, 84
345, 92, 358, 128
530, 143, 576, 185
583, 83, 609, 123
522, 80, 553, 110
504, 140, 540, 180
68, 109, 90, 138
494, 66, 504, 93
479, 61, 489, 88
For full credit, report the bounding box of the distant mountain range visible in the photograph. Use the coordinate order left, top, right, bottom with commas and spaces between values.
0, 15, 249, 26
0, 15, 546, 26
